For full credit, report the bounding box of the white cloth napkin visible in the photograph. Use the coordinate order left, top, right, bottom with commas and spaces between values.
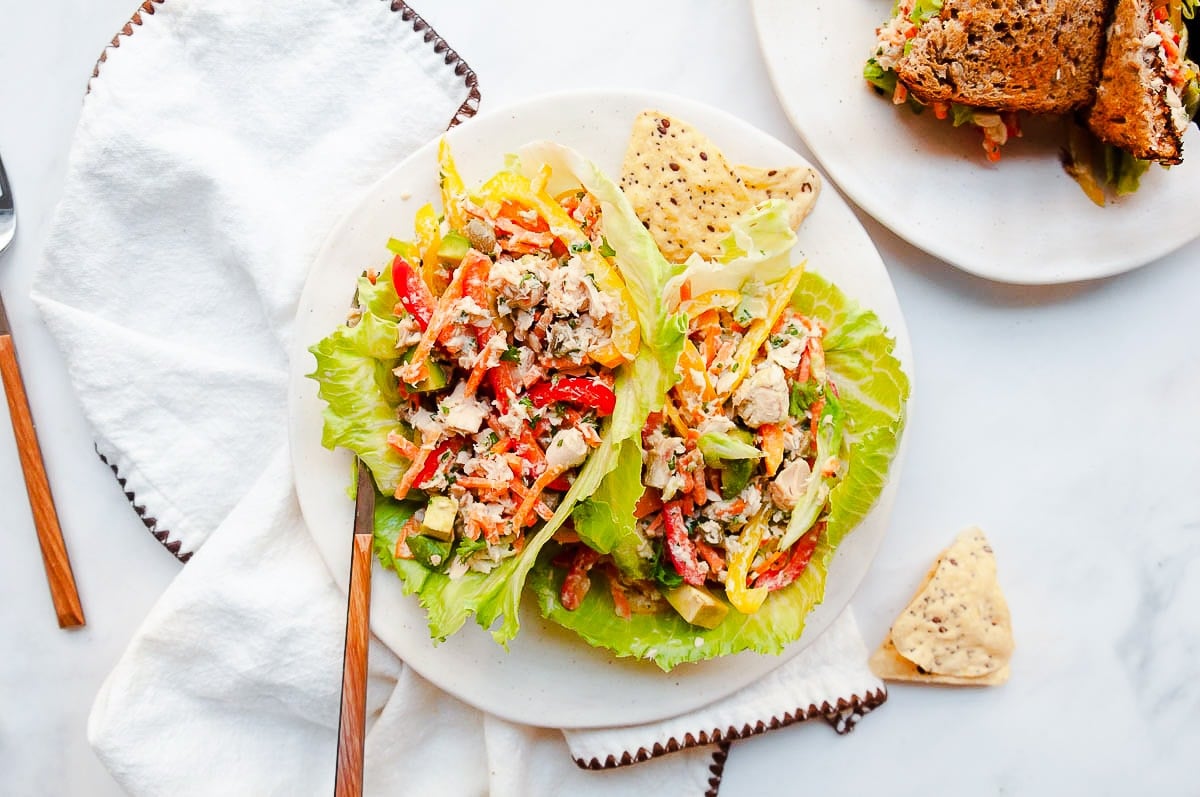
33, 1, 886, 794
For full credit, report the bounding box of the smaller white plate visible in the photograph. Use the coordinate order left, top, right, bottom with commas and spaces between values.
289, 90, 913, 729
752, 0, 1200, 284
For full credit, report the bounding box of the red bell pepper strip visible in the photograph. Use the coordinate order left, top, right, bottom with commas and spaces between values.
488, 361, 519, 414
391, 255, 435, 331
662, 502, 706, 586
560, 546, 601, 610
413, 438, 461, 489
753, 527, 821, 592
528, 377, 616, 417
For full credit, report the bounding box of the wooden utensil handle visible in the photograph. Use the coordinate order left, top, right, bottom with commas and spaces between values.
0, 334, 85, 628
334, 533, 372, 797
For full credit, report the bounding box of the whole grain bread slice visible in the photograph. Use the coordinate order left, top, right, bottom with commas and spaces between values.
897, 0, 1110, 114
1086, 0, 1185, 164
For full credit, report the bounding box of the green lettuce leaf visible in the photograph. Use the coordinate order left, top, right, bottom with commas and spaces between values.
529, 270, 909, 669
308, 310, 409, 495
668, 199, 797, 298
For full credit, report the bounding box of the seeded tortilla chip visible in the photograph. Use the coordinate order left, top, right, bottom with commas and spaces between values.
619, 111, 822, 263
619, 111, 749, 262
870, 527, 1014, 685
869, 631, 1011, 686
736, 164, 821, 231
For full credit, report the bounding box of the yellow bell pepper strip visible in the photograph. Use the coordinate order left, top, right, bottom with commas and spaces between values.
413, 202, 444, 294
725, 506, 771, 614
676, 340, 715, 405
473, 168, 640, 365
681, 289, 741, 320
663, 401, 691, 440
723, 262, 807, 398
437, 138, 467, 233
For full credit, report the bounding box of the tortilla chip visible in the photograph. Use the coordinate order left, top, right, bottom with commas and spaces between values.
619, 111, 749, 262
736, 164, 821, 231
619, 111, 822, 263
870, 527, 1014, 685
869, 631, 1010, 686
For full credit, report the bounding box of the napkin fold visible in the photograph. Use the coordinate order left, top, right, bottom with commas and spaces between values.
35, 1, 886, 794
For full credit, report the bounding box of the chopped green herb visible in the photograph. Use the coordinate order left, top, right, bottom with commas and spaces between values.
501, 346, 521, 363
570, 241, 592, 253
456, 537, 489, 560
651, 545, 684, 589
598, 238, 617, 258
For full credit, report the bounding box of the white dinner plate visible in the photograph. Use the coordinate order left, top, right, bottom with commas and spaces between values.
288, 90, 914, 729
752, 0, 1200, 284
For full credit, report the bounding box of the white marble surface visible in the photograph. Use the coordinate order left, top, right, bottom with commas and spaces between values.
1, 1, 1196, 795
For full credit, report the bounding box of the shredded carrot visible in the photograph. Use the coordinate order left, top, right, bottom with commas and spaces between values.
503, 453, 529, 476
694, 538, 725, 576
463, 516, 482, 542
692, 471, 708, 506
760, 423, 785, 477
393, 446, 434, 500
490, 436, 513, 455
809, 397, 825, 433
608, 574, 632, 620
512, 464, 570, 530
634, 490, 663, 519
463, 352, 492, 399
796, 349, 811, 384
511, 534, 526, 553
680, 280, 692, 302
395, 517, 420, 560
386, 430, 420, 459
509, 480, 555, 522
480, 516, 502, 544
751, 549, 785, 579
713, 497, 746, 519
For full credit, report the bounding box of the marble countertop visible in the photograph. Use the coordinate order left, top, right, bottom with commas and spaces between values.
1, 1, 1196, 794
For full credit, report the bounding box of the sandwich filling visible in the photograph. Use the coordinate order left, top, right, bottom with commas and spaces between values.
1147, 3, 1197, 136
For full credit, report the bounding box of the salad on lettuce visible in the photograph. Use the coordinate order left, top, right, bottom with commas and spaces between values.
531, 201, 908, 669
310, 140, 674, 645
310, 114, 909, 669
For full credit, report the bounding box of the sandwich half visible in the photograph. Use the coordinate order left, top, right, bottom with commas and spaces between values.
895, 0, 1110, 114
1087, 0, 1198, 164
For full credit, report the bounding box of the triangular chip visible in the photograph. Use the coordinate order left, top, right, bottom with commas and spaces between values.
736, 164, 821, 231
871, 527, 1014, 684
618, 112, 822, 263
620, 111, 750, 262
869, 630, 1010, 686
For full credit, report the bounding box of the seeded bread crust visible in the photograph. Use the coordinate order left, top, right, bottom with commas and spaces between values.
896, 0, 1109, 113
1086, 0, 1184, 164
